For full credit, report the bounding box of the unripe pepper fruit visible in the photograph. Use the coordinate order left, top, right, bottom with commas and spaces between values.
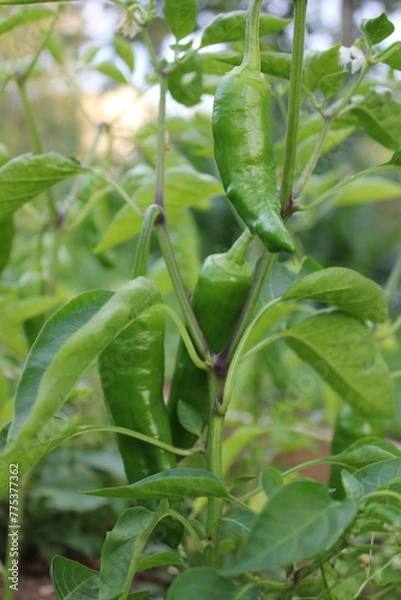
212, 0, 295, 254
168, 233, 254, 448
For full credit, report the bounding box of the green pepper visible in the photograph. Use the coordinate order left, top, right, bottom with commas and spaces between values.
99, 309, 176, 483
168, 233, 254, 448
212, 1, 295, 254
329, 404, 384, 499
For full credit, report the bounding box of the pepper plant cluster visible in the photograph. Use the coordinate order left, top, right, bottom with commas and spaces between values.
0, 1, 401, 599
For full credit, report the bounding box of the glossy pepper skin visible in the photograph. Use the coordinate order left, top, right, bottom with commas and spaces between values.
330, 404, 384, 499
99, 310, 176, 483
212, 66, 295, 254
168, 248, 253, 448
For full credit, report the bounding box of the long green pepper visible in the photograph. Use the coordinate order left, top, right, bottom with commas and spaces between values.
212, 0, 295, 254
168, 233, 254, 448
98, 309, 176, 483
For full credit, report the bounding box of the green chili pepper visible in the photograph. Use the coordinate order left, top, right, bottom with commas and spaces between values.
99, 309, 176, 483
329, 404, 384, 499
212, 0, 295, 254
168, 233, 254, 448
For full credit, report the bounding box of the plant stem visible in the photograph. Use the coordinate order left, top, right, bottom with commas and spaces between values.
241, 0, 262, 71
155, 74, 168, 208
204, 374, 225, 568
280, 0, 308, 208
223, 251, 276, 363
77, 425, 192, 457
152, 303, 208, 371
156, 222, 209, 357
293, 117, 332, 199
132, 204, 161, 277
297, 164, 397, 211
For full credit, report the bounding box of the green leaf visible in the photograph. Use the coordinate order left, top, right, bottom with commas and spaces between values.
51, 555, 100, 600
85, 468, 229, 500
167, 567, 258, 600
96, 61, 129, 84
95, 167, 221, 253
261, 51, 291, 79
8, 289, 111, 440
259, 467, 283, 498
383, 46, 401, 71
177, 400, 204, 435
223, 511, 255, 540
136, 552, 185, 572
354, 458, 401, 495
341, 470, 363, 500
222, 426, 264, 476
0, 6, 53, 35
168, 56, 203, 107
284, 312, 394, 418
201, 11, 290, 48
0, 215, 14, 275
335, 438, 401, 470
0, 152, 86, 219
202, 50, 291, 79
163, 0, 197, 41
223, 481, 357, 574
8, 277, 160, 443
0, 418, 79, 498
388, 148, 401, 166
330, 176, 401, 206
100, 507, 161, 600
347, 89, 401, 150
303, 45, 343, 96
362, 13, 395, 45
114, 34, 135, 72
283, 267, 389, 323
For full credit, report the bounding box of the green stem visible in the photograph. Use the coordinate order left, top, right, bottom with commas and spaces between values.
297, 164, 398, 211
154, 75, 168, 208
151, 303, 208, 371
61, 122, 106, 220
280, 0, 308, 208
155, 222, 209, 357
293, 538, 346, 583
204, 374, 225, 568
241, 0, 262, 71
334, 62, 370, 115
167, 510, 204, 552
385, 253, 401, 297
371, 41, 401, 64
225, 229, 254, 263
293, 117, 332, 200
376, 315, 401, 340
224, 251, 276, 363
16, 81, 43, 155
132, 204, 161, 278
24, 9, 61, 81
76, 425, 192, 457
95, 173, 143, 215
141, 25, 161, 73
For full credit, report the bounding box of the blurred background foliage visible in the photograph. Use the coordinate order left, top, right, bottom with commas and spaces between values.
0, 0, 400, 583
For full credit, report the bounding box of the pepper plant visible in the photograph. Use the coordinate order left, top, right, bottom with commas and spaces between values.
0, 0, 401, 599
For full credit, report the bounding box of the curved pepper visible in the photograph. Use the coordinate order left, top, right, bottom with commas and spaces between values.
168, 235, 254, 448
212, 1, 295, 254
